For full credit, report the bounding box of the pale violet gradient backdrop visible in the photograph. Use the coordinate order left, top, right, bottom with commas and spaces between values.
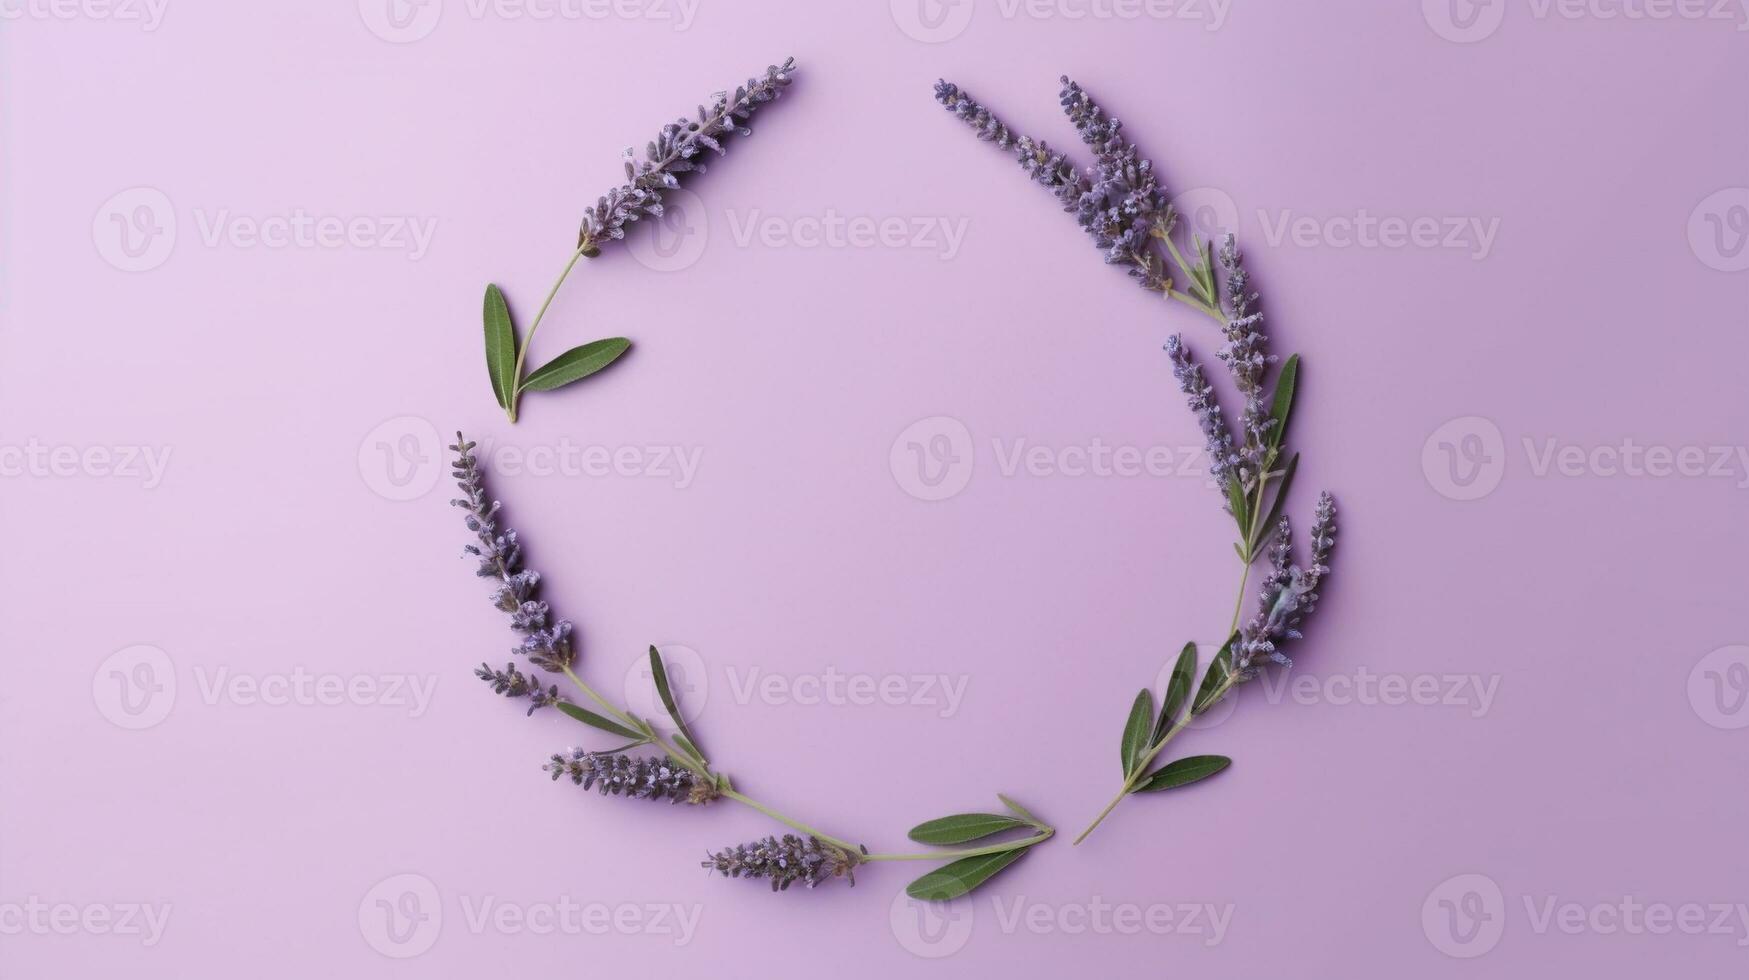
3, 0, 1747, 975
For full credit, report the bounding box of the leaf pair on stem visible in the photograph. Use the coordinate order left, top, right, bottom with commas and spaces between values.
482, 281, 630, 423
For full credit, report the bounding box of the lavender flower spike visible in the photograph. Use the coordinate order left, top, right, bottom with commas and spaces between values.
1059, 76, 1171, 289
451, 435, 576, 685
1165, 334, 1238, 494
545, 749, 719, 805
1233, 492, 1337, 679
933, 79, 1088, 209
703, 834, 858, 892
1215, 233, 1277, 485
579, 58, 797, 254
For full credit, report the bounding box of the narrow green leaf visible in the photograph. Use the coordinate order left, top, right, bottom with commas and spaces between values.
1131, 755, 1232, 793
673, 733, 706, 766
1250, 452, 1300, 553
1120, 689, 1154, 777
1268, 354, 1299, 449
907, 813, 1027, 845
997, 794, 1043, 828
1192, 636, 1237, 716
905, 848, 1029, 901
482, 284, 517, 410
556, 702, 644, 741
519, 338, 631, 392
1153, 642, 1198, 745
1225, 476, 1250, 537
647, 646, 704, 763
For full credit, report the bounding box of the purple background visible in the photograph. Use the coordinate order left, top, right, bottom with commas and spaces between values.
4, 0, 1747, 975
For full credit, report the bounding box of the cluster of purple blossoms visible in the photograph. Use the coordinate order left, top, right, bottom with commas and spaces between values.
1234, 494, 1336, 678
935, 76, 1174, 291
545, 748, 718, 805
933, 75, 1338, 678
577, 58, 797, 254
702, 834, 857, 892
451, 435, 576, 713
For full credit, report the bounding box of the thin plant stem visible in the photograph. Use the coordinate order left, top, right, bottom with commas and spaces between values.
506, 246, 590, 422
863, 830, 1053, 863
720, 789, 861, 854
557, 666, 866, 853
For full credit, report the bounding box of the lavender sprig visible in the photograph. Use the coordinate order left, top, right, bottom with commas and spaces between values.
486, 57, 800, 423
451, 432, 1052, 899
546, 749, 720, 805
933, 77, 1343, 845
452, 436, 576, 676
702, 835, 858, 892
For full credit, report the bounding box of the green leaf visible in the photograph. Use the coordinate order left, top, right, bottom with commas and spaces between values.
1251, 452, 1300, 553
907, 813, 1028, 845
1131, 755, 1232, 793
647, 646, 704, 763
1192, 635, 1237, 716
1120, 689, 1154, 777
1225, 476, 1250, 537
1153, 642, 1198, 745
673, 733, 706, 767
997, 793, 1044, 827
556, 702, 644, 741
1268, 354, 1299, 450
519, 338, 631, 392
482, 284, 518, 410
905, 848, 1029, 901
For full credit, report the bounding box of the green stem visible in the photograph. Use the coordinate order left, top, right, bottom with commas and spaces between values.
1073, 672, 1236, 845
720, 789, 861, 854
556, 665, 866, 853
505, 246, 590, 422
863, 829, 1053, 862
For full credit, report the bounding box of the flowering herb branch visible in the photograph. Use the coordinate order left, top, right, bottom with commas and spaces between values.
933, 77, 1341, 845
451, 434, 1052, 897
482, 58, 798, 423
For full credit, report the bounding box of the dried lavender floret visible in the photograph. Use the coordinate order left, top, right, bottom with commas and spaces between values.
702, 834, 857, 891
451, 435, 577, 674
1059, 77, 1169, 285
933, 80, 1088, 210
474, 661, 564, 716
578, 58, 797, 253
544, 749, 717, 805
1165, 334, 1238, 494
1234, 493, 1336, 678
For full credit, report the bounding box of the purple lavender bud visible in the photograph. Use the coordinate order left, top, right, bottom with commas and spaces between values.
475, 660, 565, 716
934, 79, 1089, 211
1233, 493, 1336, 679
1215, 234, 1278, 482
544, 749, 717, 805
451, 434, 578, 674
702, 834, 858, 892
1058, 77, 1169, 285
578, 58, 797, 253
1165, 334, 1238, 494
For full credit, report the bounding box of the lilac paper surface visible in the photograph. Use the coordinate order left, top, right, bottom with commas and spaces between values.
3, 1, 1746, 975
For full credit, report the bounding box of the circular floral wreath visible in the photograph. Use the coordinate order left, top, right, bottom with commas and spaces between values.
454, 58, 1337, 903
